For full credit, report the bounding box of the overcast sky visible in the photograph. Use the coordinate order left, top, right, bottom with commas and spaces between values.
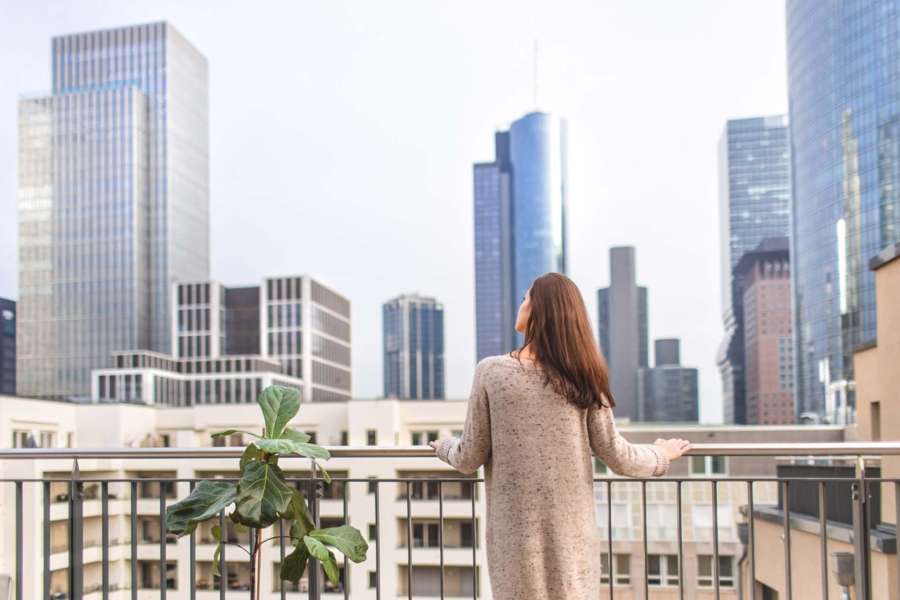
0, 1, 788, 421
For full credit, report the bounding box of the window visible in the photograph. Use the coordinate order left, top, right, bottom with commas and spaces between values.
368, 571, 377, 589
367, 477, 377, 494
645, 504, 677, 540
368, 524, 377, 541
600, 553, 631, 585
366, 429, 377, 446
690, 456, 727, 476
411, 430, 438, 445
648, 554, 679, 586
411, 522, 441, 547
697, 555, 734, 588
596, 503, 633, 540
692, 504, 734, 541
340, 430, 349, 446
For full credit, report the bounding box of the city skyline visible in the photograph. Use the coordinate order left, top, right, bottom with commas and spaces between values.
0, 2, 791, 420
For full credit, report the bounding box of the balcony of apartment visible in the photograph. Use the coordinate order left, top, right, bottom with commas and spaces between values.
1, 443, 898, 600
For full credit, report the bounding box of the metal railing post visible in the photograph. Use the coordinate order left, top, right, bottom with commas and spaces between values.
69, 459, 84, 600
851, 457, 871, 600
308, 466, 321, 600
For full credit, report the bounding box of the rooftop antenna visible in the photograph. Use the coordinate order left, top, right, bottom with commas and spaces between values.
533, 39, 540, 109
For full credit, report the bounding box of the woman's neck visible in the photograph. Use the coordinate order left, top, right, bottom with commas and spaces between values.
515, 345, 536, 361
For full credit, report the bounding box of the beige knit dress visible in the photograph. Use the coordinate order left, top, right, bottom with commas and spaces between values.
436, 355, 670, 600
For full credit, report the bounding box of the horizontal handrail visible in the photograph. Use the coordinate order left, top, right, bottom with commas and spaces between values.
1, 441, 899, 459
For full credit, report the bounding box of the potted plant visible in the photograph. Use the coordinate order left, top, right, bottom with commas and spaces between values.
165, 386, 368, 598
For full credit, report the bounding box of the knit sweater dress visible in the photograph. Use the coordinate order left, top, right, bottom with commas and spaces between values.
435, 355, 670, 600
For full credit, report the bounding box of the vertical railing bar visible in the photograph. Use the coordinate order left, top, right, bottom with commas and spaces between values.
471, 480, 477, 600
70, 461, 84, 600
249, 526, 256, 600
712, 480, 720, 600
160, 485, 167, 600
818, 481, 828, 600
641, 480, 649, 600
343, 481, 349, 600
607, 480, 613, 599
783, 480, 792, 600
189, 481, 196, 600
101, 481, 109, 600
131, 481, 137, 600
895, 481, 900, 600
43, 480, 51, 600
218, 511, 225, 600
308, 467, 320, 600
439, 481, 445, 600
279, 519, 286, 600
374, 482, 381, 600
15, 481, 23, 600
676, 481, 684, 600
851, 456, 870, 600
748, 481, 756, 599
407, 481, 413, 600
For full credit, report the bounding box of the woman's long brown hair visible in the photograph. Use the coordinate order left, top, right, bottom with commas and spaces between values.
515, 272, 616, 409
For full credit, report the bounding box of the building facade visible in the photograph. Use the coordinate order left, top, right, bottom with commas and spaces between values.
636, 338, 699, 423
787, 0, 900, 421
474, 112, 567, 360
0, 298, 14, 395
16, 22, 210, 401
717, 115, 791, 424
92, 276, 351, 405
383, 294, 445, 400
737, 238, 795, 425
598, 247, 649, 420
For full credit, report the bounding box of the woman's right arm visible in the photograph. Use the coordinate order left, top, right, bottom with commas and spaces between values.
587, 403, 689, 477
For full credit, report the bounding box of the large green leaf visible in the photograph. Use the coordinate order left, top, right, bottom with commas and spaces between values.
282, 428, 311, 443
303, 536, 341, 584
280, 544, 310, 583
309, 525, 368, 563
284, 489, 316, 542
240, 444, 264, 470
252, 438, 331, 462
234, 460, 293, 527
258, 386, 301, 438
165, 481, 237, 537
294, 442, 330, 460
210, 428, 260, 440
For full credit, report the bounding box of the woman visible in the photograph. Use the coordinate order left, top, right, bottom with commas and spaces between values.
430, 272, 691, 600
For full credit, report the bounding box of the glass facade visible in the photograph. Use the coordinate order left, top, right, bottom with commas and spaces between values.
0, 298, 15, 395
473, 113, 567, 359
717, 115, 791, 423
787, 0, 900, 420
383, 294, 445, 399
17, 22, 209, 400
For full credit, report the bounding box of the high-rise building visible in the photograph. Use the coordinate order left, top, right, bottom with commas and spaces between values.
737, 238, 794, 425
93, 276, 351, 405
0, 298, 15, 395
383, 294, 445, 399
636, 339, 699, 423
474, 112, 567, 359
717, 115, 791, 424
17, 22, 210, 401
787, 0, 900, 421
597, 247, 648, 420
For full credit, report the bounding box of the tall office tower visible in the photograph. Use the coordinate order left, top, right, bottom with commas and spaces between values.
737, 238, 794, 424
17, 22, 209, 400
474, 112, 567, 360
383, 294, 445, 400
0, 298, 15, 395
597, 247, 648, 420
717, 115, 791, 424
788, 1, 900, 422
636, 339, 699, 423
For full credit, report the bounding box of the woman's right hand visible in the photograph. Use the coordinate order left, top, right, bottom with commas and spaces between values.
653, 438, 692, 461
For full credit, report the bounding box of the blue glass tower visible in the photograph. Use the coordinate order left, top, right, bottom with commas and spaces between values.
787, 1, 900, 421
473, 112, 567, 359
0, 298, 15, 395
383, 294, 445, 399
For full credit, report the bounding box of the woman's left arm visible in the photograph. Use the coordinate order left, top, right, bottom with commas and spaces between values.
432, 361, 491, 474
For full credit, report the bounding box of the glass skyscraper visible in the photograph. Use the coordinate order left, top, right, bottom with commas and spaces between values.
787, 1, 900, 421
716, 115, 792, 423
17, 22, 209, 400
473, 112, 567, 360
383, 294, 445, 399
0, 298, 15, 395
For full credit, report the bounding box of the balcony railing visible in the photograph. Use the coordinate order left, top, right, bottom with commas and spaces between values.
1, 443, 899, 600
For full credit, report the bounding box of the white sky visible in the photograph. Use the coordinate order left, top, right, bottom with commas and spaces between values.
0, 0, 789, 422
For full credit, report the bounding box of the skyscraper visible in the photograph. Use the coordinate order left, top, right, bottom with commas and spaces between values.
787, 1, 900, 421
17, 22, 209, 400
474, 112, 567, 360
716, 115, 792, 423
637, 339, 699, 423
383, 294, 445, 400
597, 247, 648, 420
0, 298, 15, 395
736, 238, 794, 425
